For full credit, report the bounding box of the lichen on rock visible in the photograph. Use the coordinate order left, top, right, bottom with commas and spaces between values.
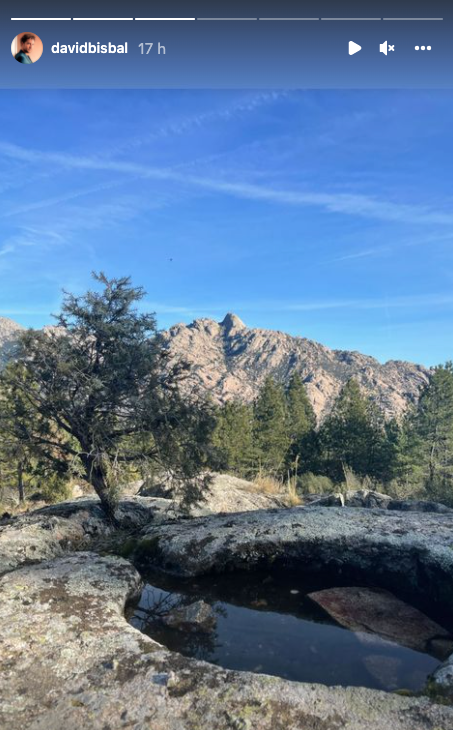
1, 500, 453, 728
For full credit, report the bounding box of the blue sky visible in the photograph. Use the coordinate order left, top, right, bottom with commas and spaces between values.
0, 89, 452, 366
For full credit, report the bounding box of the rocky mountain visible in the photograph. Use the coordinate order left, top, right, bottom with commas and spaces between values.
163, 313, 430, 421
0, 317, 23, 368
0, 313, 430, 421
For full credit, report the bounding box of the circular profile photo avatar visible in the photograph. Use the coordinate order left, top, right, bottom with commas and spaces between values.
11, 32, 43, 64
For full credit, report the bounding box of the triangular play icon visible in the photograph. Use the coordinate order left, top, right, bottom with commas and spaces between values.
349, 41, 362, 55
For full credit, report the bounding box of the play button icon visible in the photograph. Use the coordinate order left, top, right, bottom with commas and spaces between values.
349, 41, 362, 55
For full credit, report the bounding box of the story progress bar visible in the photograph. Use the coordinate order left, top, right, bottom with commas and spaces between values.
11, 17, 445, 21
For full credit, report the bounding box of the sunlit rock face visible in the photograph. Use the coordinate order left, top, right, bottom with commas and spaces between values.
163, 314, 430, 421
1, 503, 453, 728
0, 317, 23, 368
0, 313, 430, 420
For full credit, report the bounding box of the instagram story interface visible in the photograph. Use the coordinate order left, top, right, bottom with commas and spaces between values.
1, 4, 453, 729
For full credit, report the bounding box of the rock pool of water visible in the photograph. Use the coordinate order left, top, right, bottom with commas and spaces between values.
126, 569, 444, 692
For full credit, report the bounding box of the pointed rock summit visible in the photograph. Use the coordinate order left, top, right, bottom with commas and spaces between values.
162, 316, 430, 421
221, 313, 246, 335
0, 313, 431, 423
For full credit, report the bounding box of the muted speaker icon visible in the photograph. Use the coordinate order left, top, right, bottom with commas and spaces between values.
380, 41, 395, 55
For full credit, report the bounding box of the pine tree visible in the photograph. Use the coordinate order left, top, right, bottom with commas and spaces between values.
286, 373, 316, 442
410, 363, 453, 502
211, 401, 254, 477
0, 375, 64, 504
319, 379, 386, 483
285, 373, 316, 472
379, 417, 404, 484
0, 274, 214, 520
253, 376, 290, 476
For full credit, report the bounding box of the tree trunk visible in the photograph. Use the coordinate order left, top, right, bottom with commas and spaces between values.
81, 454, 118, 525
17, 462, 25, 503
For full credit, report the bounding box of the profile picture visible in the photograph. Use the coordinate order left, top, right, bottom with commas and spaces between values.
11, 32, 43, 64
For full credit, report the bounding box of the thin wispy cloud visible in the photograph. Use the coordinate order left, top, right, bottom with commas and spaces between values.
108, 91, 289, 156
0, 244, 15, 257
327, 246, 392, 263
1, 89, 452, 366
143, 293, 453, 316
0, 179, 133, 219
275, 294, 453, 312
1, 141, 452, 226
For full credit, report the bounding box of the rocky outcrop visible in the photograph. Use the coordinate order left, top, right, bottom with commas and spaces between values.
0, 313, 430, 419
307, 586, 453, 660
137, 506, 453, 622
0, 475, 289, 577
1, 551, 453, 730
139, 473, 286, 514
163, 314, 430, 420
306, 490, 453, 513
0, 499, 161, 576
0, 316, 22, 367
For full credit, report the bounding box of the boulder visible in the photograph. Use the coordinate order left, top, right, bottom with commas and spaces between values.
308, 490, 391, 509
162, 599, 216, 633
388, 499, 453, 514
0, 498, 161, 576
306, 586, 453, 660
306, 490, 453, 514
139, 472, 286, 514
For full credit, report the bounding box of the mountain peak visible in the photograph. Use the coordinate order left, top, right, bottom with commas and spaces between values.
162, 316, 430, 421
220, 313, 246, 334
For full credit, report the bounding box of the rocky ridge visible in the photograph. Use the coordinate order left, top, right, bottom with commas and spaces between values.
163, 313, 430, 420
0, 314, 430, 420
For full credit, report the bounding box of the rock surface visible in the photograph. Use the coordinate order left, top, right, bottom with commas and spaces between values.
306, 490, 453, 513
0, 499, 161, 575
163, 314, 430, 420
1, 551, 453, 730
162, 473, 286, 515
0, 316, 23, 367
162, 599, 217, 633
2, 498, 453, 727
138, 506, 453, 629
307, 586, 453, 660
0, 477, 287, 577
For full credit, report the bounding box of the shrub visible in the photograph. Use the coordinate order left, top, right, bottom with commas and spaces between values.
298, 472, 334, 495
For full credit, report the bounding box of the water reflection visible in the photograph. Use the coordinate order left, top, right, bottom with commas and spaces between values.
127, 570, 442, 692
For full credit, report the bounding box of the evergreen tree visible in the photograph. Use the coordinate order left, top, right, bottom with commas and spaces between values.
211, 400, 254, 477
253, 376, 290, 476
410, 363, 453, 501
0, 274, 214, 520
379, 417, 404, 484
0, 374, 68, 504
285, 373, 316, 472
319, 379, 386, 483
286, 373, 316, 442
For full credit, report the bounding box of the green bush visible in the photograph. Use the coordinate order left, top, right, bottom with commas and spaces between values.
298, 472, 334, 495
33, 476, 72, 504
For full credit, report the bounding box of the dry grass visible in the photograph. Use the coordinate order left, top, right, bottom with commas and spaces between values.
252, 472, 302, 506
286, 478, 302, 506
0, 500, 36, 517
252, 474, 283, 496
